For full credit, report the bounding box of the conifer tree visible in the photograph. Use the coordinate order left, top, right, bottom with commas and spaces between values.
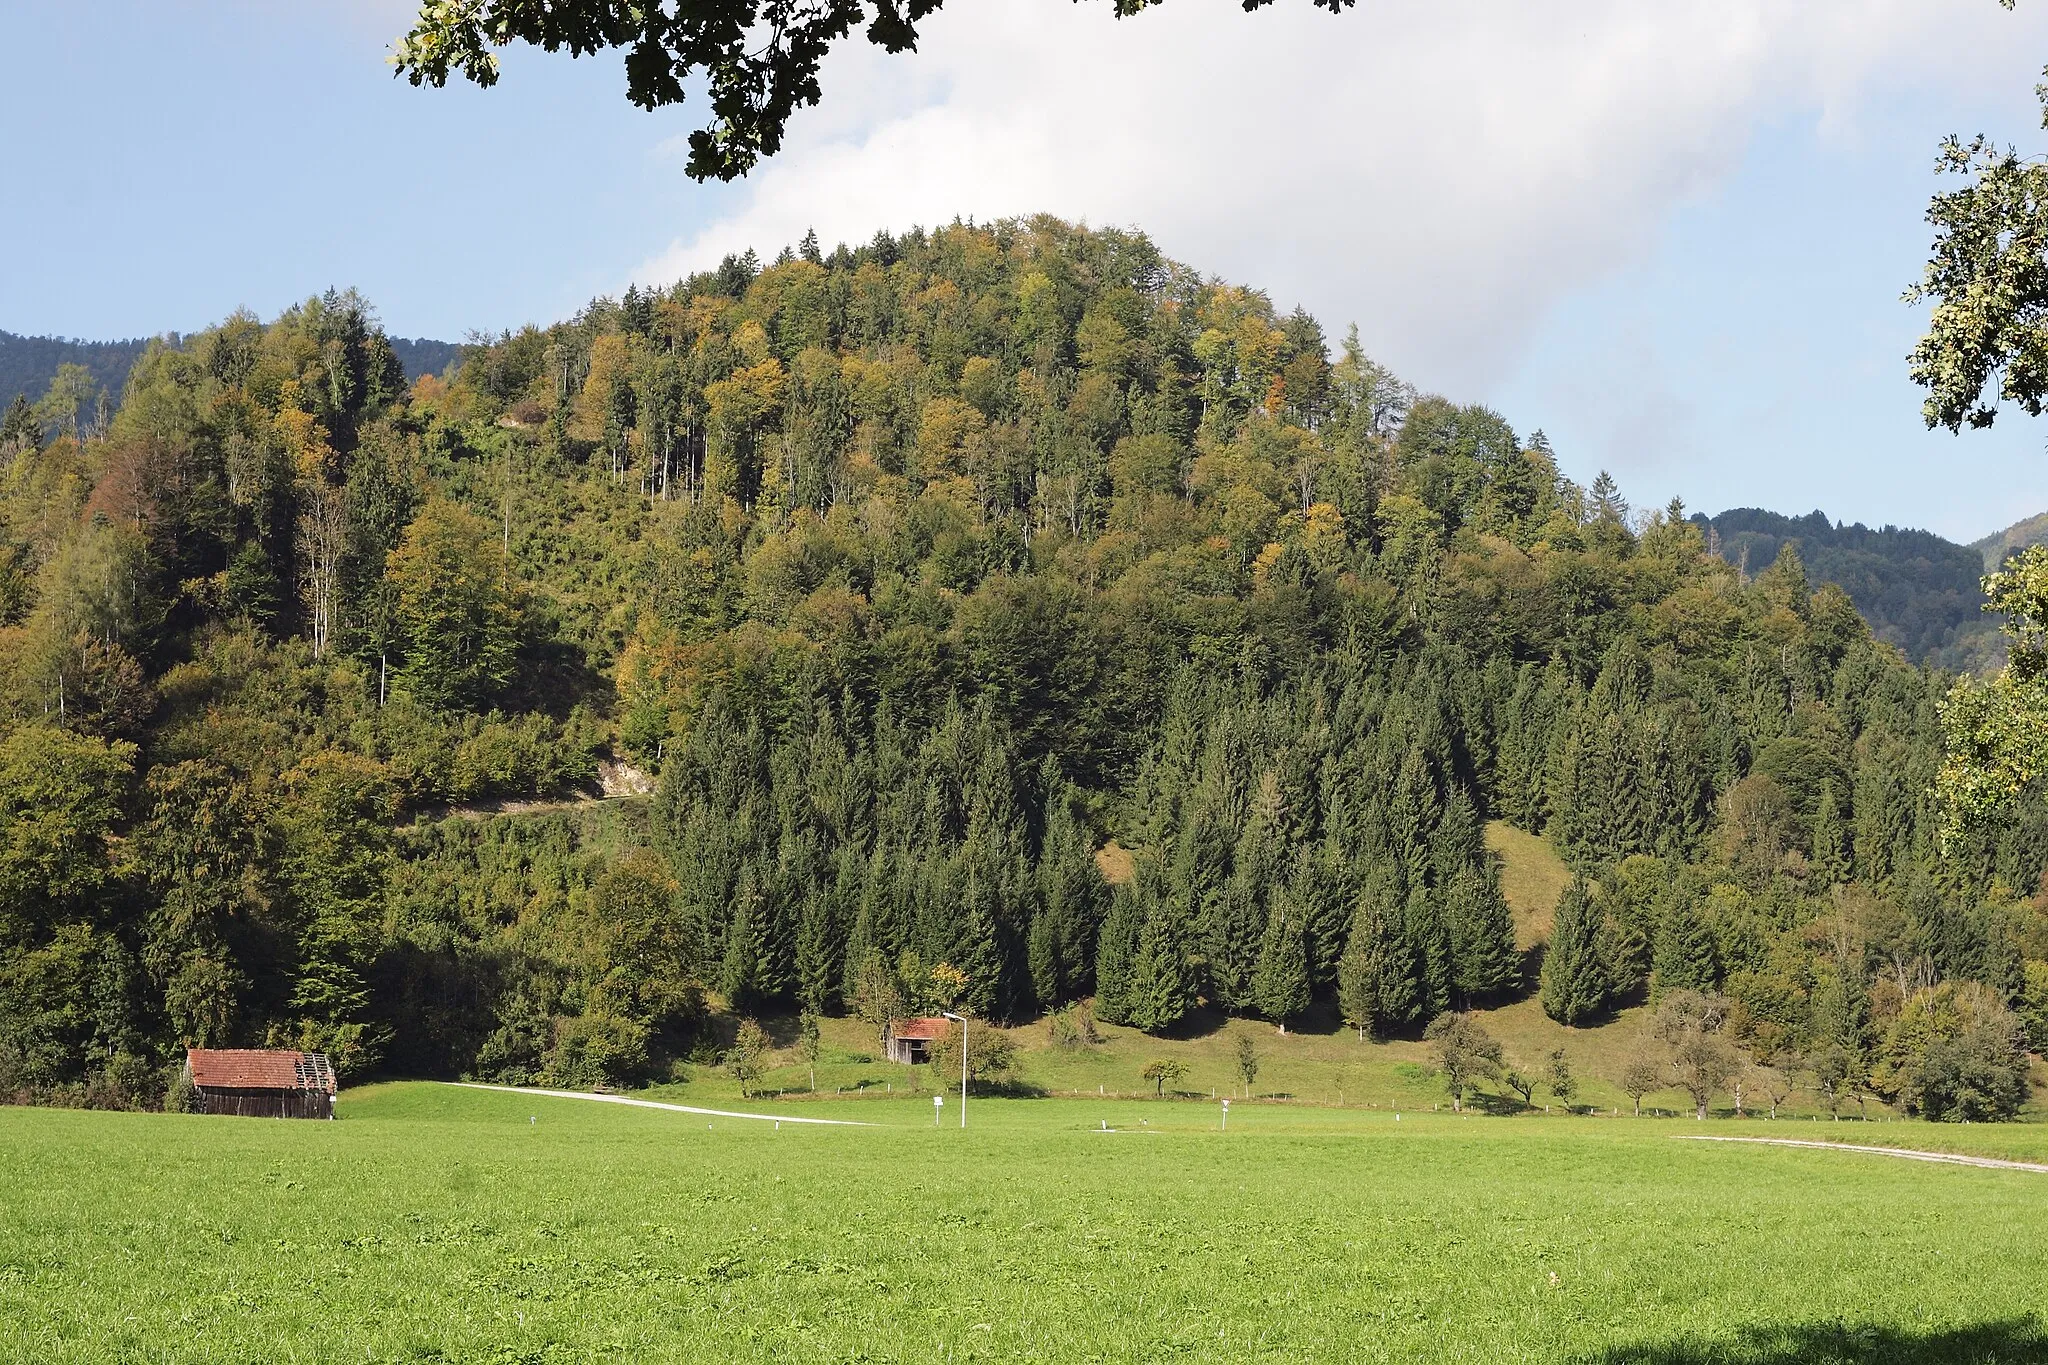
719, 868, 767, 1012
1541, 874, 1609, 1025
1292, 841, 1354, 990
1252, 899, 1311, 1029
1406, 882, 1452, 1021
954, 870, 1008, 1020
1811, 783, 1851, 885
1337, 874, 1418, 1039
1034, 766, 1106, 1005
1093, 885, 1142, 1025
1651, 894, 1718, 997
1124, 903, 1190, 1035
1027, 909, 1063, 1014
794, 887, 838, 1016
1445, 865, 1518, 1003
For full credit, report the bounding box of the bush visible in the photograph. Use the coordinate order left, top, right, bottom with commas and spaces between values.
163, 1067, 203, 1114
927, 1022, 1015, 1092
1876, 982, 2031, 1122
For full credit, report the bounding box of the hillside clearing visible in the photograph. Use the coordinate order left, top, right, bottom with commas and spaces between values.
1487, 819, 1571, 949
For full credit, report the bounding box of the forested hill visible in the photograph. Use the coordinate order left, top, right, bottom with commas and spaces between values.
1693, 507, 1996, 673
0, 333, 155, 419
3, 218, 2044, 1122
1972, 510, 2048, 573
0, 325, 459, 415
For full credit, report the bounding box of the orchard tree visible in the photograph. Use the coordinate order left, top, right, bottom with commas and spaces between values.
797, 1009, 822, 1091
1141, 1057, 1186, 1097
726, 1018, 767, 1096
1620, 1051, 1662, 1117
1424, 1013, 1502, 1114
928, 1022, 1015, 1095
1503, 1063, 1537, 1107
1545, 1048, 1578, 1112
1233, 1033, 1261, 1098
1657, 990, 1736, 1121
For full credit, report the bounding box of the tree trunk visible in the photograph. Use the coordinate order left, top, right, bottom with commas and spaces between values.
1696, 1100, 1707, 1120
1633, 1096, 1641, 1117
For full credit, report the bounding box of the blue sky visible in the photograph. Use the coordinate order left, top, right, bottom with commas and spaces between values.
5, 0, 2047, 541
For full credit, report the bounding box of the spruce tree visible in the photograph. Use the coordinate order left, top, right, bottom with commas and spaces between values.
955, 870, 1007, 1020
1093, 886, 1142, 1025
1027, 908, 1062, 1011
1811, 783, 1851, 885
1540, 874, 1608, 1025
719, 869, 766, 1011
794, 886, 838, 1016
1337, 874, 1417, 1039
1252, 900, 1311, 1029
1124, 904, 1189, 1035
839, 893, 880, 1010
1445, 865, 1518, 1003
1036, 768, 1105, 1005
1406, 882, 1452, 1021
1651, 894, 1717, 997
1293, 842, 1353, 990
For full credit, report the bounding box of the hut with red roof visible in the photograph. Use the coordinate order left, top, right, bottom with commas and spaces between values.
882, 1017, 948, 1064
182, 1049, 337, 1119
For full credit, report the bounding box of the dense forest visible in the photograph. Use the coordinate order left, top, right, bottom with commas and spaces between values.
2, 219, 2044, 1121
1695, 507, 1997, 673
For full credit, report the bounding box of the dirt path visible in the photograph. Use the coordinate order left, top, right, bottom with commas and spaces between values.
1677, 1134, 2048, 1173
451, 1082, 873, 1126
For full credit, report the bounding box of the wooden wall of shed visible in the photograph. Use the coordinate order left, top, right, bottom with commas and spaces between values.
196, 1087, 333, 1119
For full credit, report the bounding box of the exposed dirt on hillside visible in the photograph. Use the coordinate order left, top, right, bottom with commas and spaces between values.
425, 759, 654, 823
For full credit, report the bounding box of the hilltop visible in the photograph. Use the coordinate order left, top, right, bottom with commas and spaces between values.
1693, 507, 1996, 672
0, 324, 459, 414
1973, 509, 2048, 572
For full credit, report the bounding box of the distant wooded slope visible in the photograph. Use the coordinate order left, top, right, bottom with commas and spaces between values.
1972, 511, 2048, 572
1693, 508, 1997, 673
0, 329, 460, 410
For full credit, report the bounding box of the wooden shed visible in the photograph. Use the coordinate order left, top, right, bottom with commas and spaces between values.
184, 1049, 337, 1119
882, 1017, 948, 1064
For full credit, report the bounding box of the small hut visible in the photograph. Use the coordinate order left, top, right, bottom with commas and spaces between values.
882, 1017, 949, 1064
184, 1049, 337, 1119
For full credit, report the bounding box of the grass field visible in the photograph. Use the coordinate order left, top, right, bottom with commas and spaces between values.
5, 1084, 2048, 1363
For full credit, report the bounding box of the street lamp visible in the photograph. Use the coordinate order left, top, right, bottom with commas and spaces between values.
941, 1011, 968, 1129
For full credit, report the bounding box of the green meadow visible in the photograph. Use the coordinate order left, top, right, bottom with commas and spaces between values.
4, 1084, 2046, 1364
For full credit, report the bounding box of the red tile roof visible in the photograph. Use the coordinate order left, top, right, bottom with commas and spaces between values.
889, 1017, 951, 1041
186, 1049, 337, 1093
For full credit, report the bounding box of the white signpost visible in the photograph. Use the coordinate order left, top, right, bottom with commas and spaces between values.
1221, 1098, 1229, 1132
934, 1094, 944, 1127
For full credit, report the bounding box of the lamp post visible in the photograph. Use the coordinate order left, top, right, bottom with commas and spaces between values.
941, 1011, 968, 1129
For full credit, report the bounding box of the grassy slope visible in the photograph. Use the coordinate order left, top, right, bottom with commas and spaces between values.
5, 1085, 2047, 1363
740, 824, 2048, 1123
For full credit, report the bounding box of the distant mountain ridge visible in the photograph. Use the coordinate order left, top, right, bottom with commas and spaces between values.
1, 329, 461, 412
1971, 511, 2048, 571
1693, 508, 1998, 673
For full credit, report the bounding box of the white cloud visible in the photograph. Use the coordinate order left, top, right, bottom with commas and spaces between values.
635, 0, 2048, 402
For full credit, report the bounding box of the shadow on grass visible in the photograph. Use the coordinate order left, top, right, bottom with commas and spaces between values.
1580, 1317, 2048, 1364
